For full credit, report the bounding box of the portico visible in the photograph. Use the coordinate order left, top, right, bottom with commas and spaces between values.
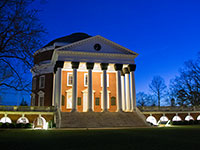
53, 61, 137, 113
31, 33, 146, 128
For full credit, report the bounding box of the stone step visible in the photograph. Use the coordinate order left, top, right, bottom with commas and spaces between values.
58, 111, 149, 128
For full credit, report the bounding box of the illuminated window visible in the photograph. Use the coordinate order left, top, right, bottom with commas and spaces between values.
17, 117, 29, 124
0, 117, 12, 123
185, 115, 194, 121
67, 73, 73, 86
39, 76, 45, 89
32, 78, 36, 90
84, 73, 88, 87
146, 116, 157, 125
159, 116, 169, 122
101, 74, 109, 87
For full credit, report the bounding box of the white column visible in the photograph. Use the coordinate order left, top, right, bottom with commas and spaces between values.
53, 73, 56, 107
130, 71, 136, 111
55, 70, 59, 107
125, 69, 131, 111
56, 68, 62, 109
87, 69, 93, 111
72, 68, 78, 112
116, 70, 122, 112
121, 74, 126, 111
102, 70, 108, 111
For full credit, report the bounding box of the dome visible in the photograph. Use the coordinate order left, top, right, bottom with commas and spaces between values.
43, 32, 92, 48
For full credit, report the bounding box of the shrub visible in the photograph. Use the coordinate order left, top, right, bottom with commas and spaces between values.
1, 123, 10, 128
24, 123, 32, 128
16, 123, 25, 128
9, 123, 16, 128
172, 121, 184, 125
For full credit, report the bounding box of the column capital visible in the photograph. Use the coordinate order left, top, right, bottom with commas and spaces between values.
71, 62, 80, 69
123, 67, 130, 74
114, 64, 123, 71
128, 64, 136, 72
100, 63, 109, 70
54, 61, 64, 73
86, 62, 94, 70
121, 70, 125, 76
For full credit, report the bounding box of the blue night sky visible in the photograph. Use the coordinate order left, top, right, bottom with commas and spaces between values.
2, 0, 200, 105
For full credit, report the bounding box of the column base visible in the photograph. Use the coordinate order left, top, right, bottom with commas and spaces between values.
116, 109, 123, 112
102, 109, 108, 112
87, 109, 93, 112
71, 109, 77, 112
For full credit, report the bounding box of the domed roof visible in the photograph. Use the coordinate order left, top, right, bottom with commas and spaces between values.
43, 32, 92, 48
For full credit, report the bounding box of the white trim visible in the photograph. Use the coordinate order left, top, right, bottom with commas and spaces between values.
56, 35, 138, 55
67, 72, 73, 86
39, 75, 45, 89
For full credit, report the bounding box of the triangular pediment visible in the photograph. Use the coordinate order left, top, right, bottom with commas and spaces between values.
56, 35, 138, 56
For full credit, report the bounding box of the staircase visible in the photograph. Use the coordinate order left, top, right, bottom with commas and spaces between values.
57, 111, 149, 128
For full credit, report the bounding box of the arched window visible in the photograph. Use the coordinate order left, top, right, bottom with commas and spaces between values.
33, 116, 47, 129
185, 115, 194, 121
159, 116, 169, 122
172, 115, 182, 122
17, 117, 29, 124
0, 117, 12, 123
146, 116, 157, 125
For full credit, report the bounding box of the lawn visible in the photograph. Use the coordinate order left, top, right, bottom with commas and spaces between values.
0, 126, 200, 150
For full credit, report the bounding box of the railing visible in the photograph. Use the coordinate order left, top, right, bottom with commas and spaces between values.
0, 105, 56, 112
138, 106, 200, 112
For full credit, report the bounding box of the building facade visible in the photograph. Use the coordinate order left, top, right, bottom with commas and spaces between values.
31, 33, 138, 114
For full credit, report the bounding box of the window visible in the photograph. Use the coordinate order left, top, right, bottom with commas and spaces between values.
84, 73, 88, 87
67, 73, 73, 86
38, 96, 44, 106
78, 97, 81, 105
39, 76, 45, 89
38, 91, 44, 106
111, 97, 116, 106
95, 98, 100, 106
101, 74, 109, 87
62, 95, 65, 106
32, 78, 36, 90
31, 94, 35, 106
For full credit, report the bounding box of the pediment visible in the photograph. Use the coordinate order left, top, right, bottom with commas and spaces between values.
56, 35, 138, 56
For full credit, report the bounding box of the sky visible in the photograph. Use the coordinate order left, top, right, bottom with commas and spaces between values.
1, 0, 200, 105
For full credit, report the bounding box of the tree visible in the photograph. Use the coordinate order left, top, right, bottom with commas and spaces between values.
20, 98, 28, 106
0, 0, 45, 92
169, 54, 200, 106
137, 92, 148, 106
137, 92, 156, 106
149, 76, 167, 107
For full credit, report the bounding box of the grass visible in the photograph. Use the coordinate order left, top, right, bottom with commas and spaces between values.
0, 126, 200, 150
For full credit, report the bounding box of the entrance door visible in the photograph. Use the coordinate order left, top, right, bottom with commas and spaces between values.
82, 89, 95, 112
83, 92, 88, 112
